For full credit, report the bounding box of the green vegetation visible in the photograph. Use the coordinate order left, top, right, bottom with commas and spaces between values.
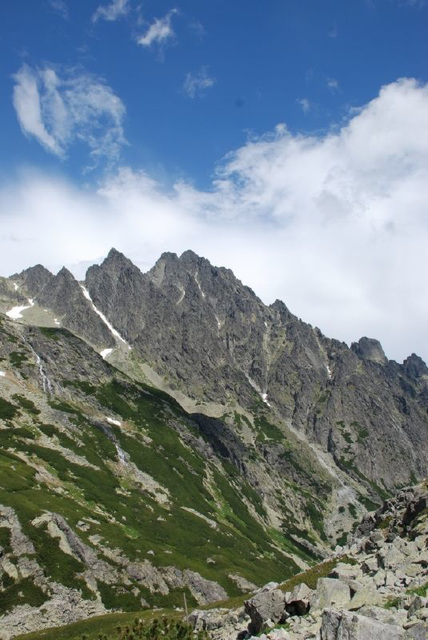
30, 524, 93, 597
12, 394, 41, 416
0, 397, 19, 420
348, 503, 357, 519
279, 555, 356, 592
14, 612, 207, 640
377, 515, 393, 530
254, 415, 284, 442
408, 581, 428, 597
9, 350, 28, 368
0, 526, 12, 554
39, 327, 61, 341
0, 577, 47, 615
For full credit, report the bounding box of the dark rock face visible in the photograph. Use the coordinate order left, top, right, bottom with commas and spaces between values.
13, 264, 53, 298
36, 267, 116, 349
83, 249, 428, 492
351, 337, 388, 365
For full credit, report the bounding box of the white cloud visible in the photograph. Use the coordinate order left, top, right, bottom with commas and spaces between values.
2, 78, 428, 363
137, 9, 178, 49
183, 67, 216, 99
12, 64, 126, 166
327, 77, 339, 91
297, 98, 312, 114
189, 20, 205, 41
49, 0, 69, 19
92, 0, 130, 23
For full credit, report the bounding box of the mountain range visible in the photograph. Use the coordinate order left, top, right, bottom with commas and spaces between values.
0, 249, 427, 638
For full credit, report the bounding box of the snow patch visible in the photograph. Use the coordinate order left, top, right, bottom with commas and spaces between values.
215, 315, 223, 330
13, 282, 19, 291
326, 365, 332, 379
0, 371, 5, 377
54, 318, 61, 326
80, 285, 131, 349
194, 272, 206, 298
261, 392, 271, 407
245, 373, 272, 407
100, 348, 113, 360
106, 417, 122, 427
6, 298, 34, 320
176, 286, 185, 305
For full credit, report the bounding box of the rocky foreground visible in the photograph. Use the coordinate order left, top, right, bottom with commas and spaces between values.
190, 481, 428, 639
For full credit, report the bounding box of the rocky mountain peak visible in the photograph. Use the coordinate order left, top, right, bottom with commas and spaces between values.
270, 299, 293, 320
106, 246, 131, 264
11, 263, 53, 298
55, 266, 77, 282
180, 249, 209, 267
351, 337, 388, 365
403, 353, 428, 379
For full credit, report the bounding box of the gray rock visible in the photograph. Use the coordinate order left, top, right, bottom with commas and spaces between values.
348, 580, 385, 609
321, 608, 405, 639
404, 623, 428, 639
285, 582, 313, 616
358, 605, 407, 626
245, 588, 286, 634
311, 578, 351, 611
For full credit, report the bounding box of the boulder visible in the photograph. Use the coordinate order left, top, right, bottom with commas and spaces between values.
404, 623, 428, 639
245, 588, 286, 635
285, 582, 313, 616
348, 580, 385, 610
358, 604, 407, 626
329, 562, 362, 585
320, 608, 405, 639
311, 578, 351, 612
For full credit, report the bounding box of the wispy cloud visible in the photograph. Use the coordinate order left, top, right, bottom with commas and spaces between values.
183, 67, 216, 99
49, 0, 69, 19
327, 77, 339, 91
296, 98, 312, 114
189, 20, 205, 41
12, 64, 126, 166
137, 9, 178, 51
92, 0, 130, 23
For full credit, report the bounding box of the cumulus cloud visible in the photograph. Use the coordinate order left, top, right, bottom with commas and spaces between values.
137, 9, 178, 50
92, 0, 130, 23
12, 64, 126, 166
183, 67, 216, 99
2, 78, 428, 362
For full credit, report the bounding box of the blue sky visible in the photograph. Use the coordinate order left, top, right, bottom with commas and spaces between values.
0, 0, 428, 362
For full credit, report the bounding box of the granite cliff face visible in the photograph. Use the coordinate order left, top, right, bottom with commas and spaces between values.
84, 249, 428, 492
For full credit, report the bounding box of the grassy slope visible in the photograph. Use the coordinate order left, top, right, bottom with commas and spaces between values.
0, 321, 306, 619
